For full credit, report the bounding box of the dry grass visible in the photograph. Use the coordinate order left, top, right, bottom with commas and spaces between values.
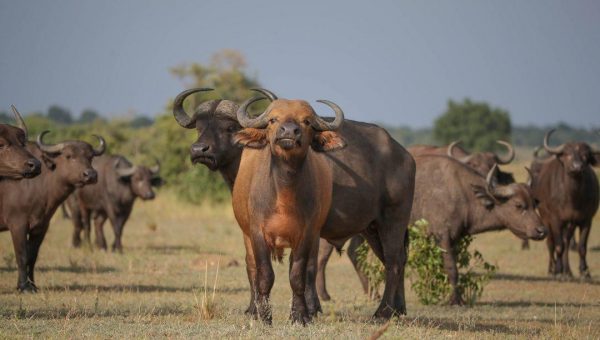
1, 156, 600, 338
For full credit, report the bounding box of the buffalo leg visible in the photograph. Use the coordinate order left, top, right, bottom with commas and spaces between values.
371, 204, 410, 319
315, 238, 335, 301
70, 206, 84, 248
304, 237, 322, 318
109, 216, 125, 253
93, 213, 108, 250
578, 220, 592, 279
10, 225, 35, 292
347, 235, 375, 298
551, 221, 566, 276
561, 223, 576, 277
80, 208, 92, 247
441, 235, 463, 305
251, 233, 275, 325
242, 233, 258, 317
521, 239, 530, 250
288, 236, 317, 325
25, 227, 48, 287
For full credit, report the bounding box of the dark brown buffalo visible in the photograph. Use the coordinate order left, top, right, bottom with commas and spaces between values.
322, 156, 546, 305
0, 131, 105, 291
532, 130, 600, 278
408, 140, 516, 184
0, 106, 41, 178
173, 88, 415, 321
232, 95, 345, 325
66, 155, 162, 252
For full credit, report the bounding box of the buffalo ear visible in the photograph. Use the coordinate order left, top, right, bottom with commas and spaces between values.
234, 128, 268, 149
312, 131, 346, 152
471, 184, 495, 209
150, 177, 164, 187
41, 153, 56, 170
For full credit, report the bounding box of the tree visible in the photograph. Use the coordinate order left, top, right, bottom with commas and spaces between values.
79, 109, 101, 123
47, 105, 73, 124
434, 98, 511, 152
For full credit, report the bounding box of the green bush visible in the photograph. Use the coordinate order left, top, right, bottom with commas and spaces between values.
355, 219, 497, 305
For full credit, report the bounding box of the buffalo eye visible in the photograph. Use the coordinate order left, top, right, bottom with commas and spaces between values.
226, 125, 238, 133
303, 119, 311, 126
515, 202, 525, 210
0, 142, 5, 149
533, 199, 540, 208
65, 154, 72, 160
269, 118, 277, 124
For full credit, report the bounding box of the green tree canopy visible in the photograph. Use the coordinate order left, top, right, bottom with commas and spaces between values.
79, 109, 101, 123
47, 105, 73, 124
434, 98, 512, 152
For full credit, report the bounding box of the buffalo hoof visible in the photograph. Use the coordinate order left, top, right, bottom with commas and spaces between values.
72, 238, 82, 248
18, 281, 38, 293
580, 270, 591, 281
290, 311, 311, 326
448, 295, 465, 306
244, 304, 258, 318
111, 246, 123, 254
372, 305, 406, 321
317, 289, 331, 302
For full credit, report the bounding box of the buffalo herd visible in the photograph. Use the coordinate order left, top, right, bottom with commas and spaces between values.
0, 89, 598, 326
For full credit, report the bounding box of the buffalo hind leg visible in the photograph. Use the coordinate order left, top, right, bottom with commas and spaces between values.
578, 220, 592, 279
347, 235, 378, 299
71, 206, 84, 248
441, 235, 463, 305
315, 238, 335, 301
109, 216, 126, 253
93, 213, 108, 250
251, 233, 275, 325
10, 224, 35, 292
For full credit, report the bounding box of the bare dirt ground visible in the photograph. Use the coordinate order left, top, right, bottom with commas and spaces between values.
0, 164, 599, 339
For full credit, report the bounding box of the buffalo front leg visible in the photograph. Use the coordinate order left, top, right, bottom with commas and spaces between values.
80, 207, 93, 247
561, 222, 576, 277
315, 238, 335, 301
242, 233, 258, 317
25, 227, 49, 287
93, 213, 108, 250
109, 216, 126, 253
70, 205, 84, 247
251, 233, 275, 325
10, 225, 35, 292
441, 236, 463, 306
304, 237, 322, 318
288, 236, 317, 325
578, 220, 592, 279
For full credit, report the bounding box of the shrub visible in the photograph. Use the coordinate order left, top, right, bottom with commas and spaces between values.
355, 219, 497, 305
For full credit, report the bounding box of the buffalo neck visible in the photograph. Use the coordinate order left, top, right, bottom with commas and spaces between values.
219, 156, 241, 191
270, 152, 308, 189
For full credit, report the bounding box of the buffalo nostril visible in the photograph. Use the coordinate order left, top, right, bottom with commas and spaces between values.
83, 169, 97, 180
293, 127, 300, 135
192, 143, 209, 153
536, 226, 547, 236
25, 159, 40, 171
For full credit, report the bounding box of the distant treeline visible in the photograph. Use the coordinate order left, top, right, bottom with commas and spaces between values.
386, 123, 599, 148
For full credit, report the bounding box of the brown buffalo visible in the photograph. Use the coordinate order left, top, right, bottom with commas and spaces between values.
173, 88, 415, 321
532, 130, 599, 278
66, 155, 162, 252
231, 95, 345, 325
0, 131, 105, 291
0, 106, 41, 178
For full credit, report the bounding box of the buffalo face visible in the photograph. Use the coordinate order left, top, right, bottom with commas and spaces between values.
234, 92, 346, 158
190, 117, 242, 171
543, 129, 600, 175
0, 106, 42, 179
115, 158, 160, 200
472, 165, 547, 240
37, 131, 105, 187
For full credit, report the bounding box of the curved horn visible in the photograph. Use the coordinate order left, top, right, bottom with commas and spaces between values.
486, 163, 515, 198
312, 99, 344, 131
36, 130, 66, 153
92, 135, 106, 156
114, 159, 137, 177
525, 167, 534, 187
172, 88, 214, 128
10, 105, 28, 140
447, 140, 462, 158
532, 146, 542, 159
495, 140, 515, 164
543, 129, 565, 155
251, 88, 278, 101
150, 157, 160, 174
237, 96, 269, 128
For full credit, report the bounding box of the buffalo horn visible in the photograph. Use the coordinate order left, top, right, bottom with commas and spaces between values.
150, 157, 160, 175
92, 135, 106, 156
495, 140, 515, 164
10, 105, 28, 140
114, 159, 137, 177
37, 131, 66, 153
237, 96, 269, 128
312, 100, 344, 131
543, 129, 565, 155
173, 88, 214, 128
486, 164, 514, 198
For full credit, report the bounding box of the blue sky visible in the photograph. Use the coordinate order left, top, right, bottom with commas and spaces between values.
0, 1, 598, 127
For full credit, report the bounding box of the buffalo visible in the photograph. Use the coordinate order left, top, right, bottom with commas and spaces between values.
0, 106, 41, 178
232, 95, 345, 325
532, 130, 599, 278
0, 131, 105, 291
66, 155, 162, 252
320, 156, 547, 305
173, 88, 415, 321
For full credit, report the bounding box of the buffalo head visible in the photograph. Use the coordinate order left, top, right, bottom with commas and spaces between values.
543, 129, 600, 175
114, 157, 161, 200
448, 140, 515, 184
471, 164, 547, 240
234, 89, 346, 160
37, 131, 105, 187
0, 106, 41, 179
173, 88, 242, 171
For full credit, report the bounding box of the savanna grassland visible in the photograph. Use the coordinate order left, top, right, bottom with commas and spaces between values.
0, 161, 599, 339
